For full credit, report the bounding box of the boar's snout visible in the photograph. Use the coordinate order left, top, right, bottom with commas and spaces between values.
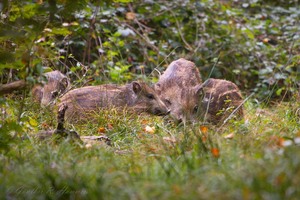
153, 107, 170, 116
150, 96, 170, 116
171, 110, 199, 125
170, 110, 184, 124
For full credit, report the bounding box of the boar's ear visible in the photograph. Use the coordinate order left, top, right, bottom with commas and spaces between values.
60, 77, 69, 90
194, 84, 204, 96
132, 81, 142, 94
154, 83, 162, 94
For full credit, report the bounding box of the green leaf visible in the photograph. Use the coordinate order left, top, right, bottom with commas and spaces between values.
51, 28, 71, 36
276, 88, 284, 96
29, 117, 38, 127
243, 28, 255, 40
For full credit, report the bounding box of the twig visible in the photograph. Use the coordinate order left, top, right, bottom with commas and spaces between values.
207, 55, 220, 79
203, 89, 212, 123
151, 46, 180, 77
169, 10, 193, 51
119, 20, 159, 52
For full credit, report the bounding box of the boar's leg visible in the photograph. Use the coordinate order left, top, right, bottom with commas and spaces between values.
36, 104, 81, 141
54, 103, 80, 140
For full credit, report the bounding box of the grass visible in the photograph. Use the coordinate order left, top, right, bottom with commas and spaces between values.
0, 96, 300, 199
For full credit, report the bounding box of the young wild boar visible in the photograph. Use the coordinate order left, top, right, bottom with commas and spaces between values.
59, 81, 169, 122
155, 58, 202, 122
179, 78, 244, 125
32, 70, 70, 106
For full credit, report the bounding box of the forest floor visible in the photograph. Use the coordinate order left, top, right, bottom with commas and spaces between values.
1, 96, 300, 199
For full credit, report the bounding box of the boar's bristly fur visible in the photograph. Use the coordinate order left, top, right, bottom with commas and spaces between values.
155, 58, 202, 122
183, 78, 244, 124
155, 58, 202, 90
59, 81, 169, 122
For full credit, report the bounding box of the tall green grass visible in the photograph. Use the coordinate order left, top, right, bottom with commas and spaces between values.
0, 98, 299, 199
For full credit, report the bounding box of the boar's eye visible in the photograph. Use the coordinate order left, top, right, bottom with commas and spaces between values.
193, 105, 199, 113
165, 99, 172, 106
51, 90, 59, 98
146, 93, 155, 100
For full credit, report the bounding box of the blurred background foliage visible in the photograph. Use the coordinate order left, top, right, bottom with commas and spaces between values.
0, 0, 299, 99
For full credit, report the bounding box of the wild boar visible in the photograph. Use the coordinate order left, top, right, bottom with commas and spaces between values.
32, 70, 70, 106
155, 58, 202, 122
179, 78, 244, 124
59, 81, 169, 122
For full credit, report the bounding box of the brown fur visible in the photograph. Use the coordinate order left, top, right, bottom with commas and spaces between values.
32, 70, 70, 106
59, 81, 169, 122
155, 58, 202, 122
181, 78, 244, 124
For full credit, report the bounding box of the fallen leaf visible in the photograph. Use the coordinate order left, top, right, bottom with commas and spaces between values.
141, 119, 148, 125
200, 125, 208, 134
269, 136, 285, 147
276, 137, 285, 147
224, 133, 234, 139
145, 125, 155, 134
211, 148, 220, 158
97, 127, 105, 133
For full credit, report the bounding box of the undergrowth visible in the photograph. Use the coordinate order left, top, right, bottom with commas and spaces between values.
1, 0, 299, 199
0, 97, 299, 199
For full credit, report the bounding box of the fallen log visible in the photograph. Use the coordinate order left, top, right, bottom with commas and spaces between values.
0, 80, 27, 95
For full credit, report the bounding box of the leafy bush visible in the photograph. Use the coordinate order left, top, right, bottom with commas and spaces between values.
1, 0, 299, 99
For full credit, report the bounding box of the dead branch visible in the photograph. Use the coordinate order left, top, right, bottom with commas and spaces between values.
0, 80, 27, 95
